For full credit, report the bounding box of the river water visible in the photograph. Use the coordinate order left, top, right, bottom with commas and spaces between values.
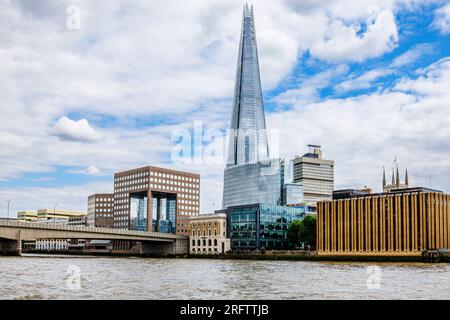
1, 254, 449, 299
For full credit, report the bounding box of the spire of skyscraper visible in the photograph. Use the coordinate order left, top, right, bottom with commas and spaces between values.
222, 4, 284, 210
226, 3, 269, 166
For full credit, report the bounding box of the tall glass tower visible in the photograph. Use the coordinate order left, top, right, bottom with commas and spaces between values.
223, 4, 284, 209
226, 3, 269, 167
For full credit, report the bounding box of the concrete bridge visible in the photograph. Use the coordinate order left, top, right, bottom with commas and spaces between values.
0, 219, 189, 256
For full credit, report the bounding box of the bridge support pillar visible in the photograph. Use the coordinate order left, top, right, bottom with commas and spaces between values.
0, 239, 22, 256
140, 239, 189, 256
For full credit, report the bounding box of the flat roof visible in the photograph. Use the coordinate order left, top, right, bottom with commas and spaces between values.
114, 165, 200, 177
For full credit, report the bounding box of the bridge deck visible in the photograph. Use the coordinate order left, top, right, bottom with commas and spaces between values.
0, 219, 188, 242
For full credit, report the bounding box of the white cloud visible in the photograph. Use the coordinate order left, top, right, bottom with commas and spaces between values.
391, 43, 434, 67
335, 68, 393, 93
52, 116, 101, 142
86, 165, 100, 175
432, 3, 450, 34
310, 9, 398, 62
67, 165, 101, 175
275, 64, 349, 105
395, 57, 450, 95
0, 0, 448, 214
269, 57, 450, 193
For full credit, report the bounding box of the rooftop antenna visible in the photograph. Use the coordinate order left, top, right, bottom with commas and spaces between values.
429, 171, 432, 188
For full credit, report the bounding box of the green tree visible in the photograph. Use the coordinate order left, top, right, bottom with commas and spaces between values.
298, 215, 317, 249
287, 220, 302, 248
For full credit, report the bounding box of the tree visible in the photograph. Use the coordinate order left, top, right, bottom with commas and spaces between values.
298, 215, 316, 249
287, 220, 302, 248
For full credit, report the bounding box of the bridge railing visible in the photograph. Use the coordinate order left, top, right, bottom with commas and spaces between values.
0, 219, 187, 239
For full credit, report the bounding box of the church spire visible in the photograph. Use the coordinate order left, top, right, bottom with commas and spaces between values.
382, 166, 386, 188
405, 168, 409, 186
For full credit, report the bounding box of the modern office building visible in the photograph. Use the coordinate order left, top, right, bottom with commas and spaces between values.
293, 145, 334, 205
87, 193, 114, 228
17, 211, 38, 222
222, 4, 289, 209
113, 166, 200, 236
189, 213, 231, 255
227, 203, 307, 251
223, 158, 286, 208
317, 187, 449, 256
283, 183, 304, 206
19, 209, 87, 225
333, 188, 372, 200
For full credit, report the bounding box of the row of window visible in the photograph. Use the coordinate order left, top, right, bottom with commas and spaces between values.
115, 171, 199, 182
116, 178, 198, 188
191, 229, 226, 237
95, 202, 113, 207
115, 184, 199, 194
192, 239, 220, 247
191, 248, 219, 253
96, 197, 113, 203
114, 192, 199, 200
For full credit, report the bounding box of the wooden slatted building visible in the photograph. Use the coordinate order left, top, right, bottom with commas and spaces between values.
317, 189, 450, 256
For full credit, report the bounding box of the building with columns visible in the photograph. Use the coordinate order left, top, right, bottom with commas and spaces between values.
189, 213, 230, 255
113, 166, 200, 236
317, 187, 449, 256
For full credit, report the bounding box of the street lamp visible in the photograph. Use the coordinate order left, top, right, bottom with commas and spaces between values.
6, 200, 11, 219
53, 204, 58, 224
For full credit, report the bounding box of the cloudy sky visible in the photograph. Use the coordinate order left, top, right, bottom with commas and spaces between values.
0, 0, 449, 216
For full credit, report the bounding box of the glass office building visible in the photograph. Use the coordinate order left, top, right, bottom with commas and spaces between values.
151, 193, 177, 234
228, 203, 306, 251
223, 4, 280, 210
130, 195, 147, 231
282, 183, 304, 205
226, 3, 269, 167
223, 158, 285, 208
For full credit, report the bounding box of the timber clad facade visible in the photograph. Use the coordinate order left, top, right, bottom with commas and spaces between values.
317, 192, 450, 256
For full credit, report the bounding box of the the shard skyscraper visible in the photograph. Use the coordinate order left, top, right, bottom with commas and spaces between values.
222, 4, 285, 209
226, 3, 269, 166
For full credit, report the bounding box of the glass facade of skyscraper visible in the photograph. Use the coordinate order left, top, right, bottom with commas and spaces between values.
228, 203, 306, 251
282, 183, 304, 205
151, 193, 177, 234
223, 158, 285, 208
226, 4, 269, 167
130, 194, 147, 231
222, 4, 280, 210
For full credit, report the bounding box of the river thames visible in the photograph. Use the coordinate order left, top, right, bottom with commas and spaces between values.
1, 254, 449, 299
